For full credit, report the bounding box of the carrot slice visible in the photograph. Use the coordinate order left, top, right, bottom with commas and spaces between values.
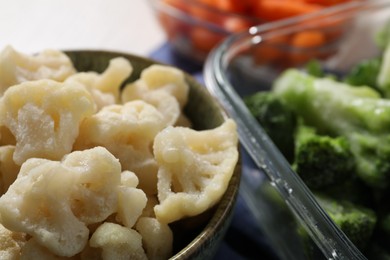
253, 0, 323, 21
190, 26, 225, 53
223, 16, 253, 33
289, 30, 326, 65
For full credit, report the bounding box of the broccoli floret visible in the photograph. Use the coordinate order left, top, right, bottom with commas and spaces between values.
293, 123, 355, 190
343, 58, 382, 91
244, 91, 297, 162
273, 69, 390, 189
304, 59, 324, 78
315, 193, 377, 251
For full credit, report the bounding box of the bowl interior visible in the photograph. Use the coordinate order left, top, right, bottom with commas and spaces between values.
65, 50, 241, 259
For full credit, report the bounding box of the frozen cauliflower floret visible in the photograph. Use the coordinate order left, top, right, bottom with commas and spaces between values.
121, 170, 140, 188
0, 79, 96, 165
20, 238, 72, 260
75, 100, 167, 195
0, 147, 121, 257
135, 217, 173, 260
140, 64, 189, 108
0, 46, 76, 95
66, 57, 133, 109
153, 119, 239, 223
0, 145, 20, 195
122, 83, 181, 127
116, 171, 147, 228
0, 223, 27, 260
89, 222, 147, 260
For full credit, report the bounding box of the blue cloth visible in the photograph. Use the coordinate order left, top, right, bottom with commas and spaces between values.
149, 43, 280, 260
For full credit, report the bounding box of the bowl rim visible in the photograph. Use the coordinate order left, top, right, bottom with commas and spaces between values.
203, 0, 390, 259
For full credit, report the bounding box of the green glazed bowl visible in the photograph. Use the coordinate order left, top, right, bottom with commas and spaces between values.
65, 50, 241, 260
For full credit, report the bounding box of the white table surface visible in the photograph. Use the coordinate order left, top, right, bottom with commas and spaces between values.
0, 0, 166, 56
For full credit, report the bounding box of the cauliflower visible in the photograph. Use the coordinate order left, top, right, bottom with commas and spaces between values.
0, 79, 96, 165
0, 223, 27, 260
66, 57, 133, 109
20, 238, 68, 260
116, 171, 147, 228
0, 147, 121, 257
89, 222, 147, 260
0, 146, 20, 195
139, 64, 189, 108
0, 46, 76, 95
153, 119, 239, 223
135, 217, 173, 260
122, 86, 181, 127
75, 100, 167, 195
121, 64, 190, 127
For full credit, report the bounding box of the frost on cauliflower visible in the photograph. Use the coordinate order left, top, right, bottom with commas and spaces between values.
89, 222, 148, 260
20, 238, 67, 260
138, 64, 189, 108
0, 79, 96, 165
0, 223, 27, 260
122, 86, 181, 127
121, 64, 190, 126
135, 217, 173, 260
0, 145, 20, 195
0, 46, 76, 95
153, 119, 239, 223
66, 57, 133, 110
75, 100, 167, 195
0, 147, 122, 257
116, 171, 147, 228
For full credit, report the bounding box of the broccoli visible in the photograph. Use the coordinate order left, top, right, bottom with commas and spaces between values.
273, 69, 390, 189
304, 59, 324, 78
293, 123, 355, 190
244, 91, 297, 162
343, 58, 382, 92
315, 193, 377, 251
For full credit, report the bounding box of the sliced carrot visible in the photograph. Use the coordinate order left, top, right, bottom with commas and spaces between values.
289, 30, 326, 65
291, 30, 326, 48
197, 0, 256, 14
190, 26, 225, 53
253, 0, 323, 21
190, 1, 222, 25
222, 16, 253, 33
214, 0, 250, 14
252, 35, 290, 65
